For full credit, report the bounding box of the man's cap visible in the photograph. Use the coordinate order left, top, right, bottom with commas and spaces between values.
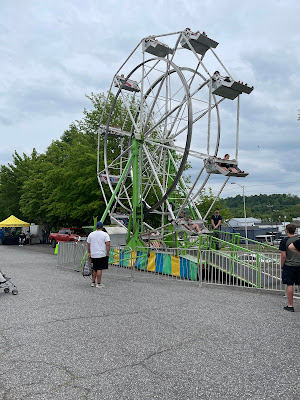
96, 221, 103, 229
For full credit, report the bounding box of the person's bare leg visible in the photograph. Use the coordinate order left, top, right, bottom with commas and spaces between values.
184, 224, 193, 232
92, 270, 96, 283
287, 285, 294, 307
193, 224, 201, 232
97, 270, 102, 284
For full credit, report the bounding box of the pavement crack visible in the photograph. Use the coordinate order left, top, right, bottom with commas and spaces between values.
74, 330, 204, 381
0, 311, 140, 332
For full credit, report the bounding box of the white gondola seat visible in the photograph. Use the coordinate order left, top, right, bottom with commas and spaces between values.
141, 232, 163, 240
205, 157, 249, 177
99, 174, 121, 184
143, 37, 174, 57
180, 29, 218, 56
110, 213, 129, 227
212, 74, 254, 100
173, 219, 210, 235
98, 125, 129, 138
114, 75, 140, 92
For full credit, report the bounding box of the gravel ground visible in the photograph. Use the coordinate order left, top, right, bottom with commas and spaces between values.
0, 244, 299, 400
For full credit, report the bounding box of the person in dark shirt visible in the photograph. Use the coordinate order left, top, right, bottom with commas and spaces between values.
279, 224, 300, 312
211, 209, 222, 230
19, 231, 26, 246
211, 209, 222, 250
0, 227, 4, 245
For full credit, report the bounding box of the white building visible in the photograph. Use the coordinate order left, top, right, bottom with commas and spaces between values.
228, 218, 261, 227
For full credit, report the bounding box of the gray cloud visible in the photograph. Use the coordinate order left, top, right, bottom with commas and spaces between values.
1, 0, 300, 198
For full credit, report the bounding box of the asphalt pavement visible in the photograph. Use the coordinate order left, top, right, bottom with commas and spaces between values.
0, 244, 299, 400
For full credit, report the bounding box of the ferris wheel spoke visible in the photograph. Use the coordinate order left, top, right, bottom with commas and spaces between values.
146, 146, 167, 181
144, 73, 166, 124
142, 163, 163, 200
144, 95, 190, 139
142, 61, 192, 140
118, 91, 141, 134
161, 73, 199, 139
143, 145, 169, 197
169, 96, 224, 140
167, 149, 202, 219
140, 154, 163, 200
144, 139, 208, 160
143, 60, 176, 129
105, 144, 132, 170
113, 165, 134, 210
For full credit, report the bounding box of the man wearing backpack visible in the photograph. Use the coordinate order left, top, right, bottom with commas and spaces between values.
279, 224, 300, 312
87, 221, 110, 288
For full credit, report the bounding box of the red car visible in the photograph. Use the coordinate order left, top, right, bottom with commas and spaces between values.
49, 228, 88, 248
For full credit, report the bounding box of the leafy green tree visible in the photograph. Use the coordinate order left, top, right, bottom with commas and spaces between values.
19, 92, 136, 227
221, 193, 300, 221
196, 188, 231, 221
0, 150, 39, 221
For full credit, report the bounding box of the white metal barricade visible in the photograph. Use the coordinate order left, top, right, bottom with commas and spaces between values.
57, 243, 285, 293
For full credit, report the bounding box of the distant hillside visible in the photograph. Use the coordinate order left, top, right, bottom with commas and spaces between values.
220, 194, 300, 221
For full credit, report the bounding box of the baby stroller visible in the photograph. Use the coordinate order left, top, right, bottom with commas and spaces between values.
0, 270, 18, 295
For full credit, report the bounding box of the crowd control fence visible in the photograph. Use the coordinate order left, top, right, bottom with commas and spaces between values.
109, 246, 285, 292
57, 242, 286, 293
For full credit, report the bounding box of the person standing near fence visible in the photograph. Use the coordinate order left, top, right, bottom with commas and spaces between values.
87, 221, 110, 288
211, 209, 222, 230
211, 209, 222, 249
279, 223, 300, 312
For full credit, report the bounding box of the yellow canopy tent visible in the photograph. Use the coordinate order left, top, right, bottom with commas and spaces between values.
0, 215, 30, 227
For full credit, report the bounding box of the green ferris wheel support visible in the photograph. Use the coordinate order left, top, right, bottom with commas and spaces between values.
100, 136, 145, 250
126, 136, 145, 249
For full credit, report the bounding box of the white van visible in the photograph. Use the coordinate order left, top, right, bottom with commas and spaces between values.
255, 235, 275, 245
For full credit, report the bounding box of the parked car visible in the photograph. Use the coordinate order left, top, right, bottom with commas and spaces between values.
49, 228, 88, 248
255, 235, 278, 246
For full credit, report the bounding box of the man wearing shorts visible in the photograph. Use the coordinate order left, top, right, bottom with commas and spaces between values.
87, 221, 110, 288
211, 209, 222, 249
279, 224, 300, 312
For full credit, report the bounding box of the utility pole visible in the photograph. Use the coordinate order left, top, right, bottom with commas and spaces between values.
231, 182, 247, 245
266, 204, 275, 243
274, 209, 279, 242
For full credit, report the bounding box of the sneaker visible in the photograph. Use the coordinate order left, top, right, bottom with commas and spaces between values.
284, 306, 295, 312
91, 282, 96, 287
96, 283, 105, 288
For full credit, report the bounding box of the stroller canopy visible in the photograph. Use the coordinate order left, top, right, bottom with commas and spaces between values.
0, 215, 30, 227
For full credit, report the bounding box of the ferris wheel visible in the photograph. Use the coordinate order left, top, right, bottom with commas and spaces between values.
97, 29, 253, 248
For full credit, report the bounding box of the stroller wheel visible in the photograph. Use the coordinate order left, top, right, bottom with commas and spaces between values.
4, 288, 9, 293
12, 289, 18, 295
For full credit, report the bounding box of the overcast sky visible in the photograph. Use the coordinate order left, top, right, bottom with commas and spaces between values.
1, 0, 299, 201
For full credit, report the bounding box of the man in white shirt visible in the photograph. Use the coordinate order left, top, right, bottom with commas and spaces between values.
87, 221, 110, 288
